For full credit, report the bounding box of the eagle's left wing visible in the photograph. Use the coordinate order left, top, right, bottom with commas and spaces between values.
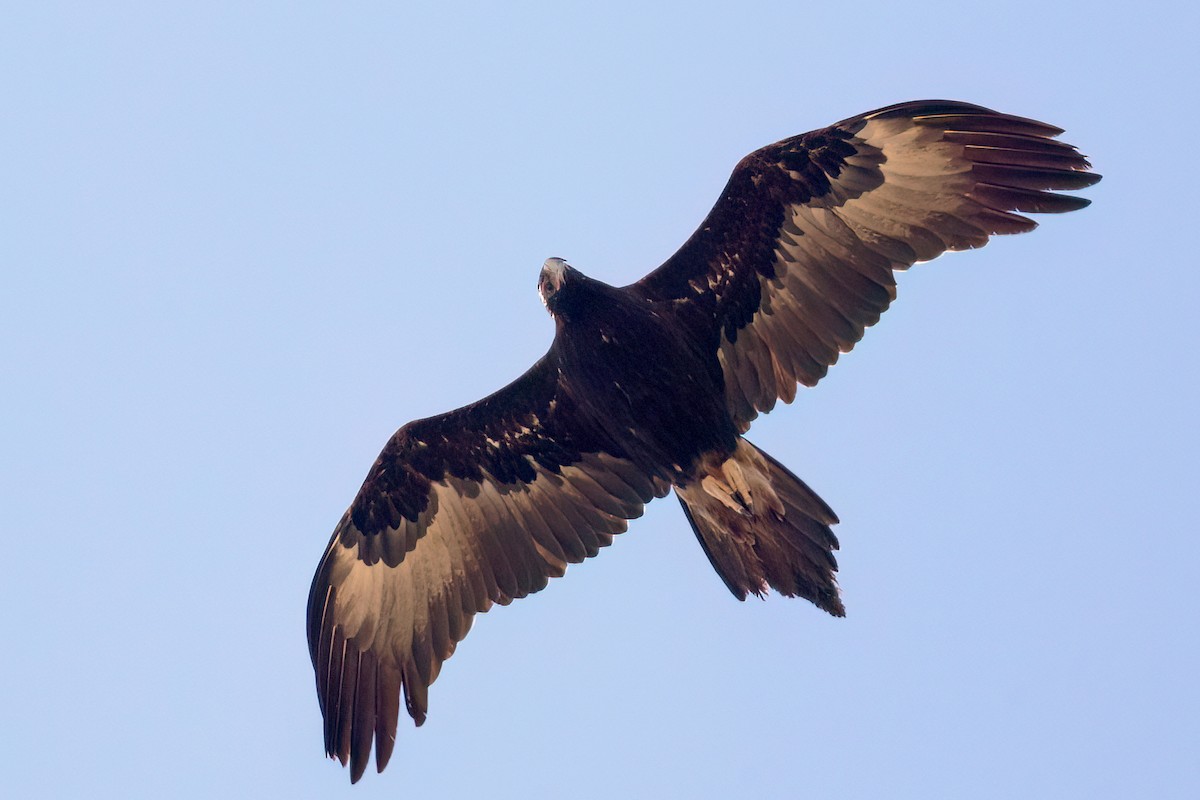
631, 100, 1100, 428
307, 353, 667, 782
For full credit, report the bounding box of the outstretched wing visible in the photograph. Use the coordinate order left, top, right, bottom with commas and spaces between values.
307, 353, 667, 782
631, 100, 1101, 428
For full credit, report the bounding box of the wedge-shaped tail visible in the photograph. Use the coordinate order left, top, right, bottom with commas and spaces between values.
676, 439, 844, 615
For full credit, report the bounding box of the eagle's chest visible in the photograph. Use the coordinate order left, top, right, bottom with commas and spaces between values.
557, 300, 737, 470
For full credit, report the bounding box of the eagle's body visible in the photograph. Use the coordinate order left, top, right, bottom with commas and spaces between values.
546, 264, 737, 481
308, 101, 1100, 781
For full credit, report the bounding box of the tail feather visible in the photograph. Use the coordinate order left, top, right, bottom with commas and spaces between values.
676, 439, 844, 616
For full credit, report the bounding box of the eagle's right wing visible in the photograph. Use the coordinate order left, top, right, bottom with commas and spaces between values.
632, 100, 1100, 429
307, 353, 667, 782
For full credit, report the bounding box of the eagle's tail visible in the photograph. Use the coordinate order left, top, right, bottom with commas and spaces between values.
675, 438, 844, 615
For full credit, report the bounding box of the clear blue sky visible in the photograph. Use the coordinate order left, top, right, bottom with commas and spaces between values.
4, 2, 1197, 798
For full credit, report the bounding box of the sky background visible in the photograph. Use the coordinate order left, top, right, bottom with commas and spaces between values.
4, 2, 1197, 798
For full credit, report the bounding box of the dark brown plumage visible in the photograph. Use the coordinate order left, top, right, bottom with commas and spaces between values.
308, 100, 1100, 781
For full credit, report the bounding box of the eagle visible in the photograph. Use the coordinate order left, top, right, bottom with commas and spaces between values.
307, 100, 1099, 781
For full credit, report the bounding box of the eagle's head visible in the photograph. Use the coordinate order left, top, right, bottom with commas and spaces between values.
538, 257, 575, 315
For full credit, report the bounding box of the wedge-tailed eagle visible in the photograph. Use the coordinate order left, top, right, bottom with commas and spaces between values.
308, 100, 1100, 781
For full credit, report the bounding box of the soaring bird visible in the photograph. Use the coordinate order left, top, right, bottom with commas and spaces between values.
307, 100, 1100, 781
